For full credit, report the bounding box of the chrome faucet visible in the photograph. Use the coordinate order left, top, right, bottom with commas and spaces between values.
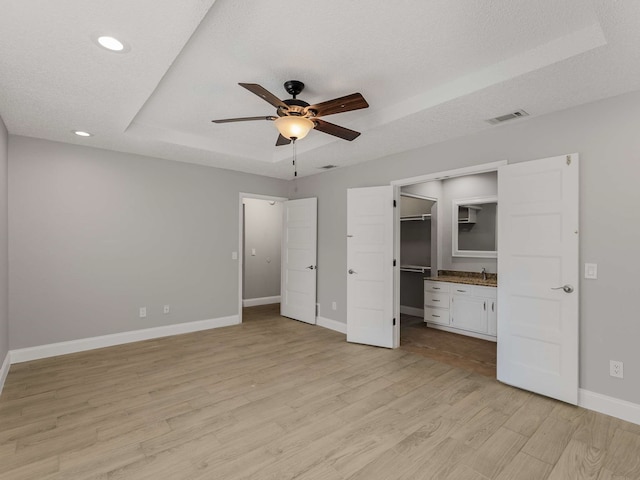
481, 267, 487, 281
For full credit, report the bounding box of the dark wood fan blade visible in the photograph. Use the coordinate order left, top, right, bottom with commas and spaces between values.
239, 83, 288, 109
313, 119, 361, 141
306, 93, 369, 118
276, 134, 291, 146
211, 116, 276, 123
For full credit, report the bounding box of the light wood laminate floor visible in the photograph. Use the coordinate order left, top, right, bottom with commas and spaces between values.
1, 304, 639, 479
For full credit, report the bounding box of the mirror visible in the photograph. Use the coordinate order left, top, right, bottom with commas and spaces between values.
452, 196, 497, 258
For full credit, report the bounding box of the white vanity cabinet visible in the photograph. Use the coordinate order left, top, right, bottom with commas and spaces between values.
477, 286, 497, 336
424, 280, 497, 341
424, 281, 450, 326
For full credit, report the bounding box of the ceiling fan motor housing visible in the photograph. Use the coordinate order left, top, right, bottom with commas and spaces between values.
279, 98, 311, 117
284, 80, 305, 98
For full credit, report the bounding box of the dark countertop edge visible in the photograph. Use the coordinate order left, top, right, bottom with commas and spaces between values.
423, 276, 497, 287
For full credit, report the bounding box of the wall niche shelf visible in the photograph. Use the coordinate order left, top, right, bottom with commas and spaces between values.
457, 205, 481, 224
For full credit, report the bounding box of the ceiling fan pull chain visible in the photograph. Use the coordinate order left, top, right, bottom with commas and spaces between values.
292, 138, 297, 177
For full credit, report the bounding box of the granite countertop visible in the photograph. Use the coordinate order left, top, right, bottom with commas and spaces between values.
424, 270, 497, 287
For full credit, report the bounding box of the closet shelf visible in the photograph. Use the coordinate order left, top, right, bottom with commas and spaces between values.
400, 265, 431, 273
400, 214, 432, 222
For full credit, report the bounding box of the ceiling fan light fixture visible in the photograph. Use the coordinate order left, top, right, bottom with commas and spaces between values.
274, 116, 314, 140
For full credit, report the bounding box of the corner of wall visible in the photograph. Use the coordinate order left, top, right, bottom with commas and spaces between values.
0, 350, 9, 397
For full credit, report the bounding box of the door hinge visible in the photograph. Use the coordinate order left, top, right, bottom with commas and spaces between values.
393, 259, 396, 266
566, 155, 571, 165
393, 318, 396, 326
393, 200, 397, 207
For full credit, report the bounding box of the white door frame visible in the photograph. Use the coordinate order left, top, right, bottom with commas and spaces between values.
390, 161, 507, 348
238, 192, 288, 323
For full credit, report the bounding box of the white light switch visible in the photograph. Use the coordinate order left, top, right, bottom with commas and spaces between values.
585, 263, 597, 279
251, 248, 256, 256
232, 251, 238, 260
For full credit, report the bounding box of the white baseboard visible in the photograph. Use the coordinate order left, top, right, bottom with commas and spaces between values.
317, 316, 347, 335
10, 315, 240, 364
0, 351, 10, 397
242, 296, 281, 307
579, 389, 640, 426
400, 305, 424, 318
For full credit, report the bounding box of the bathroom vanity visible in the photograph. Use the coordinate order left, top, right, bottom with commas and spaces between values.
424, 271, 497, 341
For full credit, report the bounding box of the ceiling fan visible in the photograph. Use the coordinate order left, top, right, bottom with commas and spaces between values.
212, 81, 369, 146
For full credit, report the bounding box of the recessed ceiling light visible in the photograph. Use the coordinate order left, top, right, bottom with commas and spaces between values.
97, 36, 124, 51
73, 130, 92, 137
92, 34, 130, 53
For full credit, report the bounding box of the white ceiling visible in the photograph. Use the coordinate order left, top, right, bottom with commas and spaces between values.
1, 0, 639, 179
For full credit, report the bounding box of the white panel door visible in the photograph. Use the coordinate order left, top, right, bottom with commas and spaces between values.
498, 154, 579, 404
281, 198, 317, 324
347, 186, 394, 348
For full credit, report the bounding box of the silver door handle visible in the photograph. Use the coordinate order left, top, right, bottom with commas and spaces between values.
348, 269, 357, 274
551, 284, 574, 293
306, 265, 315, 270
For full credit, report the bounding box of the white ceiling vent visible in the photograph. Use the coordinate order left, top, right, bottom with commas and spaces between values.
486, 109, 529, 125
319, 165, 338, 169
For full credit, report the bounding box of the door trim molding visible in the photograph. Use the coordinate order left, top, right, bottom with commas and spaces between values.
391, 160, 507, 186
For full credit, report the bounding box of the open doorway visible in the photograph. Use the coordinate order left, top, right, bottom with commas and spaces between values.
238, 193, 287, 323
393, 163, 503, 377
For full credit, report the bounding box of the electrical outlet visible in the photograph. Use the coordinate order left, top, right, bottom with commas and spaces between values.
610, 360, 624, 378
332, 302, 337, 311
163, 305, 170, 314
139, 307, 147, 318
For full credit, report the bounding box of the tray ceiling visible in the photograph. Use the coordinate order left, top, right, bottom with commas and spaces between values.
1, 1, 639, 178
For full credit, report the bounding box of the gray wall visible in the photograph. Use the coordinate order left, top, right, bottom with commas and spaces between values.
243, 198, 282, 300
292, 89, 640, 405
8, 137, 288, 349
0, 115, 7, 364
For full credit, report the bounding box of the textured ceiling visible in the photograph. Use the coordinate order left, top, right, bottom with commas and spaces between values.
1, 1, 639, 179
